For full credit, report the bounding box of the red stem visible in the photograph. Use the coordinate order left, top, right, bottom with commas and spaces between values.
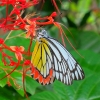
52, 0, 60, 14
0, 59, 21, 80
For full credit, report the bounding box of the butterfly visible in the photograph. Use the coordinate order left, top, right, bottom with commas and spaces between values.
31, 29, 84, 85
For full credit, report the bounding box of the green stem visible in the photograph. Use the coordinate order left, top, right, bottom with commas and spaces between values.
4, 30, 13, 42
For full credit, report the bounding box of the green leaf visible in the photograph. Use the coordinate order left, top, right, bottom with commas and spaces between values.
64, 29, 100, 53
78, 30, 100, 53
79, 11, 91, 27
25, 76, 41, 95
77, 0, 91, 13
10, 71, 24, 97
0, 86, 24, 100
8, 30, 24, 37
66, 16, 77, 28
0, 6, 6, 11
0, 61, 7, 87
0, 70, 7, 88
27, 91, 61, 100
10, 71, 40, 96
5, 37, 31, 50
71, 50, 100, 72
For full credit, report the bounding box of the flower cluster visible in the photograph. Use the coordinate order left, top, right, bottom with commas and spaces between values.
0, 0, 61, 31
0, 0, 39, 30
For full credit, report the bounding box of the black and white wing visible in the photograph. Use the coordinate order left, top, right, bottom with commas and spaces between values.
46, 37, 85, 85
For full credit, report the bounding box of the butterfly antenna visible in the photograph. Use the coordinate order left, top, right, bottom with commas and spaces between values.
52, 0, 61, 15
59, 23, 77, 45
58, 23, 84, 58
54, 22, 66, 47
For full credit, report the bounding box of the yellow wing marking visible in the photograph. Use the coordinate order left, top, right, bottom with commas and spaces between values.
41, 38, 52, 61
31, 41, 41, 70
31, 38, 52, 76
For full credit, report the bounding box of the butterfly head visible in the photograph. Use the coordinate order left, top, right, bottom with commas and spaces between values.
36, 29, 48, 40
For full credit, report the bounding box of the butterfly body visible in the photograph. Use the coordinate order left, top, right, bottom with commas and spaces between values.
31, 29, 84, 85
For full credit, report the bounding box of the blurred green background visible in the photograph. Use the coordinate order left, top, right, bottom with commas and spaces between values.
0, 0, 100, 100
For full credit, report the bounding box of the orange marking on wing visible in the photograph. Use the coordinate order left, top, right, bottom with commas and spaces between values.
44, 79, 47, 85
31, 65, 35, 74
34, 70, 39, 79
38, 75, 43, 83
49, 69, 53, 77
46, 76, 50, 83
31, 64, 54, 85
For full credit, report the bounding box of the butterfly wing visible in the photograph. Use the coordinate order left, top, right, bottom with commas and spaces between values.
46, 37, 84, 85
31, 37, 84, 85
31, 39, 55, 85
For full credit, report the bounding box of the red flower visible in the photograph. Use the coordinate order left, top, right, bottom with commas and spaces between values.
0, 38, 4, 44
10, 46, 24, 61
24, 60, 31, 66
25, 19, 36, 38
